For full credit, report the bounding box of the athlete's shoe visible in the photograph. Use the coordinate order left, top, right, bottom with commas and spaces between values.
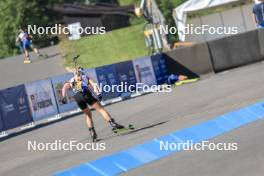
89, 127, 98, 142
24, 60, 32, 64
109, 118, 125, 129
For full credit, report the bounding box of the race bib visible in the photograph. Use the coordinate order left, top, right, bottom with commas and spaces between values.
76, 77, 83, 91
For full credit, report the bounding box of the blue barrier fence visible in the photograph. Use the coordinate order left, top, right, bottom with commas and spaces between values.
0, 54, 169, 133
0, 84, 33, 131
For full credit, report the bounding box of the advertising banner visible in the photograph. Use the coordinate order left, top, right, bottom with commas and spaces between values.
51, 73, 77, 114
115, 61, 137, 95
151, 54, 169, 85
0, 85, 33, 130
132, 57, 157, 86
25, 79, 59, 121
96, 64, 120, 100
0, 112, 4, 132
84, 68, 98, 83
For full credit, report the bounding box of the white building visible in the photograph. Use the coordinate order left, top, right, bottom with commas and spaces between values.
173, 0, 257, 42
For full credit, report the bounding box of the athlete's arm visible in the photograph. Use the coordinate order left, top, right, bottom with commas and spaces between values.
15, 36, 20, 44
253, 13, 258, 26
88, 78, 100, 95
62, 82, 71, 98
61, 82, 71, 104
252, 5, 259, 27
27, 32, 33, 40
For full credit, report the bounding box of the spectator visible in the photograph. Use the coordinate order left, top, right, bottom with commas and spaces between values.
253, 0, 264, 28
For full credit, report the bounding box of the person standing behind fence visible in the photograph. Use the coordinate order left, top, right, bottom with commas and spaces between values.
253, 0, 264, 28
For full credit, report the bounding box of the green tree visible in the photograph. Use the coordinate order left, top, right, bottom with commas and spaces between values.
157, 0, 187, 44
88, 0, 118, 4
0, 0, 85, 58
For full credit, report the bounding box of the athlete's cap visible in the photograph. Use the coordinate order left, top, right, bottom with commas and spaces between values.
74, 67, 85, 75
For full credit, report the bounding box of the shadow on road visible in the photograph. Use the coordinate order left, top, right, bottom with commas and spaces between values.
99, 121, 169, 141
31, 52, 61, 63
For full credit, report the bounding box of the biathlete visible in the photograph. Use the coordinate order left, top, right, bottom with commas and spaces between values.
61, 67, 125, 142
16, 28, 42, 64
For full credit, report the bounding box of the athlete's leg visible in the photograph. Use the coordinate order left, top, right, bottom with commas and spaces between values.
75, 92, 98, 141
75, 93, 95, 128
82, 107, 97, 141
18, 42, 24, 53
30, 42, 41, 55
82, 107, 94, 128
92, 101, 124, 129
33, 46, 40, 55
33, 48, 40, 55
24, 49, 30, 60
92, 102, 111, 122
23, 41, 31, 62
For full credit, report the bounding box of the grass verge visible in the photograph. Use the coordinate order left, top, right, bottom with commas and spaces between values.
60, 23, 148, 69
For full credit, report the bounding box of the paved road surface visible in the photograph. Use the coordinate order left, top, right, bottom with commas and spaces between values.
0, 46, 66, 89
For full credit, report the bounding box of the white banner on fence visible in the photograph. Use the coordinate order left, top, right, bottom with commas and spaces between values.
132, 57, 157, 86
51, 73, 78, 114
25, 79, 58, 121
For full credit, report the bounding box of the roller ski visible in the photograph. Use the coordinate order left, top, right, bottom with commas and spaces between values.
112, 124, 135, 133
109, 119, 134, 133
23, 60, 32, 64
175, 78, 199, 86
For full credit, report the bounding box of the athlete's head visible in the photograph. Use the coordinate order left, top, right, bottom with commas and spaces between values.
18, 28, 24, 34
74, 67, 85, 77
78, 66, 84, 74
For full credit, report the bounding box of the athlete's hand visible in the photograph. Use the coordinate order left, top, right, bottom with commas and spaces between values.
97, 94, 103, 101
62, 97, 67, 104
